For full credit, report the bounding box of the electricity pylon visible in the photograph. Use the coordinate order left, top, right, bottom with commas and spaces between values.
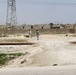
6, 0, 17, 27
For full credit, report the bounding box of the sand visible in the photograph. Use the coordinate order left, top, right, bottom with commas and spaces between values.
0, 34, 76, 67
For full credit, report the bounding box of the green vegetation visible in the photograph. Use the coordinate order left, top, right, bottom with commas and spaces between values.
0, 53, 23, 66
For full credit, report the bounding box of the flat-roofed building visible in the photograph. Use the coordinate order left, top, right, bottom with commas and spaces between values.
64, 24, 76, 33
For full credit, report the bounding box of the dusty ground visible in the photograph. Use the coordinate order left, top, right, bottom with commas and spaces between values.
0, 34, 76, 67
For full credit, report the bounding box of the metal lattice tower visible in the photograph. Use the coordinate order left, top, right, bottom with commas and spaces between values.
6, 0, 17, 26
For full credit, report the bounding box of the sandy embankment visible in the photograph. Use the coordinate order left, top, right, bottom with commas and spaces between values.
0, 34, 76, 67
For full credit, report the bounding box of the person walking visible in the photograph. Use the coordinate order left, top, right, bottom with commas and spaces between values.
36, 29, 40, 40
29, 29, 32, 38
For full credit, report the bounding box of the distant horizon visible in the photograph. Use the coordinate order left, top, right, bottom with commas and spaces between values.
0, 22, 76, 26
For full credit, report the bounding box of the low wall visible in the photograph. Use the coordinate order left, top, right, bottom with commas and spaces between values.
0, 28, 72, 35
0, 67, 76, 75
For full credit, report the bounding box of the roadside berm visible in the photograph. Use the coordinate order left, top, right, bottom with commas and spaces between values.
0, 34, 76, 67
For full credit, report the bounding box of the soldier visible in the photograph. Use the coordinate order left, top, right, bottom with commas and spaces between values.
29, 29, 32, 38
36, 29, 40, 40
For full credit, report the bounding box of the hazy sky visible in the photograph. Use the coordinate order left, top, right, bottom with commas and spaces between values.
0, 0, 76, 25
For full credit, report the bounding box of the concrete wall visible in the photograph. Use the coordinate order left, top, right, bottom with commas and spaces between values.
0, 29, 71, 35
64, 24, 76, 29
43, 25, 50, 29
0, 67, 76, 75
20, 25, 31, 30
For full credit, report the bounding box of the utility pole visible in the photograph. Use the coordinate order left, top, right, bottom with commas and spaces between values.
6, 0, 17, 28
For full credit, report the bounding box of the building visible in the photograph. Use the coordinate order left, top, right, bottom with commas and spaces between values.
64, 24, 76, 33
